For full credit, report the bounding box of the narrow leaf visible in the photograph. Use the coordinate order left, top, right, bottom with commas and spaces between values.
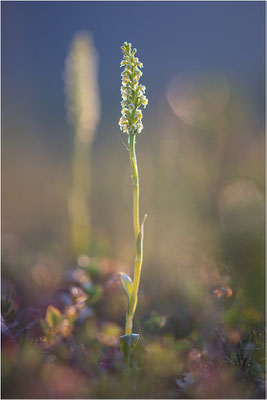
119, 272, 133, 300
136, 214, 147, 257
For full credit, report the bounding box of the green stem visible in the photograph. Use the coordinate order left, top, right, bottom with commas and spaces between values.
129, 134, 140, 241
125, 313, 133, 335
124, 133, 144, 336
71, 135, 91, 256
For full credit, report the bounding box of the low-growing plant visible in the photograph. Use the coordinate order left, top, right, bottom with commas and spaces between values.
118, 42, 148, 368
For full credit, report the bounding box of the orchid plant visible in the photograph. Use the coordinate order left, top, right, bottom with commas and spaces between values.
118, 42, 148, 368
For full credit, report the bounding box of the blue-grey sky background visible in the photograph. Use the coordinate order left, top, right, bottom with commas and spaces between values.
2, 1, 265, 143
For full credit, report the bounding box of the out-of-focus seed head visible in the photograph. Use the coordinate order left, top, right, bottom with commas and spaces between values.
64, 31, 100, 143
119, 42, 148, 135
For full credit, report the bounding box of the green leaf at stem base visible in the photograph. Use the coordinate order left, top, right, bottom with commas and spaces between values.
119, 333, 139, 365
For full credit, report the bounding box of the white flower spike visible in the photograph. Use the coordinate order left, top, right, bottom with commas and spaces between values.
119, 42, 148, 135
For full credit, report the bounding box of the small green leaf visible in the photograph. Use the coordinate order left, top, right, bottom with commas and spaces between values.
119, 333, 139, 361
46, 305, 63, 328
119, 272, 133, 300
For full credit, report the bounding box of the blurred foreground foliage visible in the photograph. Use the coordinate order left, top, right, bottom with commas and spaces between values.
2, 255, 265, 399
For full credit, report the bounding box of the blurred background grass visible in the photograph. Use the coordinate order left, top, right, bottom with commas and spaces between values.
2, 0, 265, 343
